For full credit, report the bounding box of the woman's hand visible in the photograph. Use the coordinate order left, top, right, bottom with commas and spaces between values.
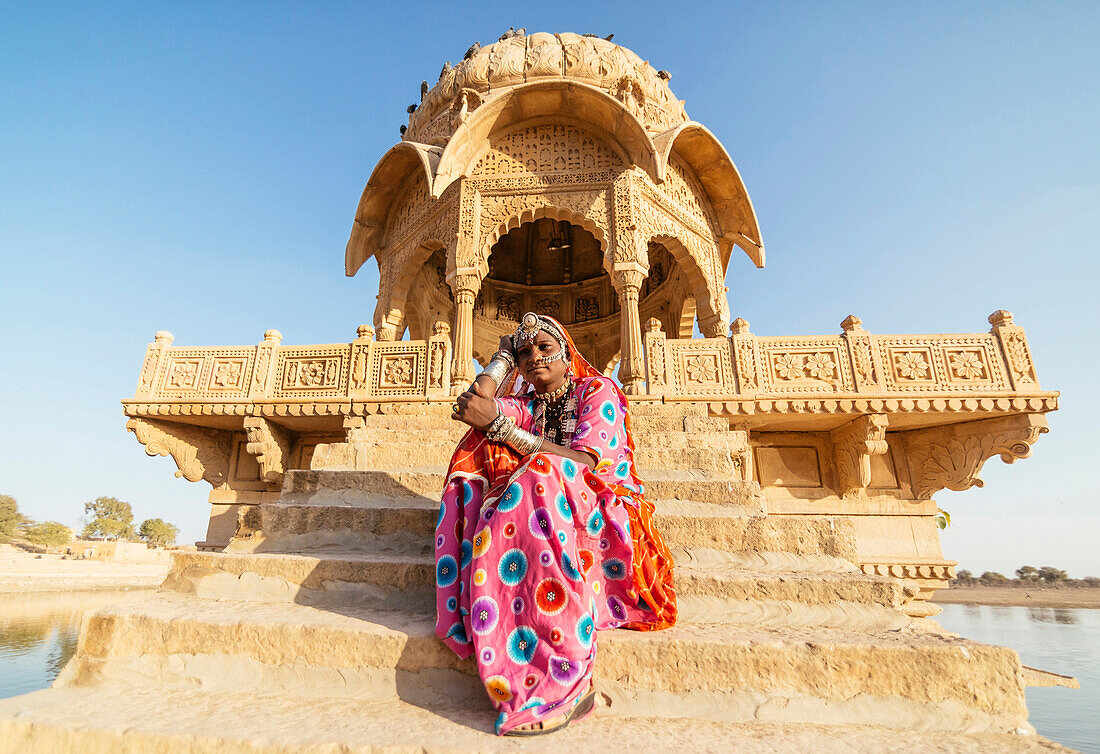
451, 379, 499, 429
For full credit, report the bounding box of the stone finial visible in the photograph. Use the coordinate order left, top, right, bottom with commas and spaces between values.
988, 310, 1015, 327
841, 315, 864, 333
356, 324, 375, 341
263, 329, 283, 343
730, 317, 751, 335
154, 330, 174, 345
645, 317, 663, 334
432, 321, 452, 336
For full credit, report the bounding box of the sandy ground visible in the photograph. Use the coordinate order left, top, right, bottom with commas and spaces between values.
934, 586, 1100, 608
0, 547, 170, 594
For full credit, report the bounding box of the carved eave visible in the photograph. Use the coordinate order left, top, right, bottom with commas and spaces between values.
903, 413, 1050, 500
431, 80, 661, 198
653, 122, 764, 269
125, 417, 232, 488
345, 141, 442, 276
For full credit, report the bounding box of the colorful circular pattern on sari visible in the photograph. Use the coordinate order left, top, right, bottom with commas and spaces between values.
497, 481, 523, 512
560, 551, 582, 581
435, 533, 444, 549
444, 621, 468, 645
585, 508, 604, 535
470, 596, 499, 635
479, 647, 495, 665
538, 550, 553, 567
602, 558, 627, 580
498, 548, 528, 586
561, 458, 578, 481
486, 675, 513, 703
436, 555, 458, 587
600, 401, 616, 424
459, 539, 472, 568
548, 654, 584, 685
556, 530, 567, 545
535, 482, 546, 497
555, 492, 572, 521
524, 673, 538, 689
607, 595, 628, 622
503, 521, 516, 538
445, 596, 457, 613
535, 577, 569, 616
529, 507, 553, 539
472, 527, 491, 557
473, 568, 487, 586
607, 517, 629, 543
578, 549, 594, 574
511, 596, 525, 614
506, 626, 539, 664
530, 455, 552, 475
549, 627, 564, 645
436, 502, 445, 529
576, 613, 594, 647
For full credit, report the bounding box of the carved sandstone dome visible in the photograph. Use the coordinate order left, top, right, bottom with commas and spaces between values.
405, 32, 688, 144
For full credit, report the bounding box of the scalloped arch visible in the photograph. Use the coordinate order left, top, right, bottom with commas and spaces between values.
649, 233, 722, 330
432, 80, 660, 198
345, 141, 441, 277
654, 122, 765, 269
481, 205, 608, 264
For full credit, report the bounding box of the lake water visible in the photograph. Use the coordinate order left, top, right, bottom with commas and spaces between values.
937, 603, 1098, 753
0, 592, 1095, 749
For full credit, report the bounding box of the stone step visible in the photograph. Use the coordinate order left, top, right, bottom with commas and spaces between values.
0, 683, 1056, 753
342, 426, 739, 450
52, 593, 1029, 735
283, 469, 766, 510
163, 550, 910, 630
350, 407, 729, 434
244, 498, 853, 561
319, 438, 740, 477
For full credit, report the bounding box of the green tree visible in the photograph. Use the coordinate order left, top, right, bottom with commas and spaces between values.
21, 521, 72, 547
82, 496, 134, 540
1038, 566, 1068, 583
980, 571, 1008, 584
138, 518, 179, 547
0, 494, 23, 540
1015, 565, 1040, 582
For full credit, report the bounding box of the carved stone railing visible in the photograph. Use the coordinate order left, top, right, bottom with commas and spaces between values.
130, 324, 453, 407
643, 310, 1052, 408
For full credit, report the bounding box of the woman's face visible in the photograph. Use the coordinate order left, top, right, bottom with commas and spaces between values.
515, 330, 569, 391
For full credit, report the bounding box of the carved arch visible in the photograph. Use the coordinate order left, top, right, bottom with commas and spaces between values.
653, 122, 764, 269
648, 233, 725, 336
481, 204, 608, 267
433, 80, 661, 197
377, 240, 447, 339
346, 141, 442, 276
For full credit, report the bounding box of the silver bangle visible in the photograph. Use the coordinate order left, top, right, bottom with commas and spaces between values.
486, 415, 543, 456
474, 351, 515, 391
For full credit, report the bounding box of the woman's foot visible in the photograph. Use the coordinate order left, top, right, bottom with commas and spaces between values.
504, 686, 595, 736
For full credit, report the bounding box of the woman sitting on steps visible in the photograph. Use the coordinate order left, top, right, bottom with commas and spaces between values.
437, 312, 676, 736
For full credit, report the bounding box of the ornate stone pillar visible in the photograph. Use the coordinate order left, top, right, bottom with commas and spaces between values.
448, 271, 480, 389
611, 266, 647, 394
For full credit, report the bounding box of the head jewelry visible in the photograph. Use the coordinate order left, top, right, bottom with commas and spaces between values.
512, 312, 568, 366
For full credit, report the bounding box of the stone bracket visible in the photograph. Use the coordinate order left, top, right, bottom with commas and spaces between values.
902, 413, 1049, 500
125, 417, 231, 488
242, 417, 293, 487
829, 415, 889, 499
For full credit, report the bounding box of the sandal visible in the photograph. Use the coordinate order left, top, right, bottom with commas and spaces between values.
503, 688, 597, 737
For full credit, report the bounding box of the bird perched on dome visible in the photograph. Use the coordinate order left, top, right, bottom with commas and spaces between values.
464, 41, 481, 60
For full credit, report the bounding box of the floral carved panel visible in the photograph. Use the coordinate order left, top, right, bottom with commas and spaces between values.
756, 338, 852, 394
369, 342, 429, 397
667, 339, 734, 395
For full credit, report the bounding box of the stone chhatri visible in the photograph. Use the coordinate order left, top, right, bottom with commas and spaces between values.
0, 31, 1066, 751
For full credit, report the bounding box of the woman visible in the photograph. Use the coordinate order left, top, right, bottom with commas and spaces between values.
436, 312, 676, 736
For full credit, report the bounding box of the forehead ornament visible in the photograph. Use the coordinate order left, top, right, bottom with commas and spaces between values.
512, 312, 568, 363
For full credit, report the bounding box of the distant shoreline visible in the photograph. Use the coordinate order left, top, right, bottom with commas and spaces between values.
934, 586, 1100, 608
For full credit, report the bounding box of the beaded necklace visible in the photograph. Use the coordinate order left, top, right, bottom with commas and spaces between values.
533, 379, 577, 446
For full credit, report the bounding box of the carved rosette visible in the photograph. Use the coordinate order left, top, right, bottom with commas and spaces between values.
904, 413, 1049, 500
125, 417, 231, 487
829, 415, 889, 499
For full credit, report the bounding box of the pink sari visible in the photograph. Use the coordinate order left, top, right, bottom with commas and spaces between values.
434, 324, 675, 735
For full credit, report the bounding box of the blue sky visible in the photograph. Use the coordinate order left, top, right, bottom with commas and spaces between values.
1, 2, 1097, 575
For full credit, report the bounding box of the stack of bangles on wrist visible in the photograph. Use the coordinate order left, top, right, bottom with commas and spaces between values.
483, 412, 543, 455
476, 349, 515, 389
